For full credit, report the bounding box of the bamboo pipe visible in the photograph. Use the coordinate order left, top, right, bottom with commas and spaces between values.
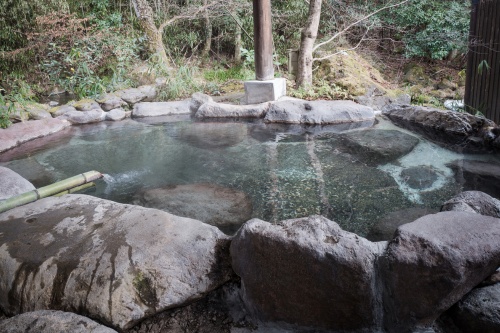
0, 171, 103, 214
53, 182, 96, 197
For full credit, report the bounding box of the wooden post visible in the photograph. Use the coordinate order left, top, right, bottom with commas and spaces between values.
465, 0, 500, 122
253, 0, 274, 81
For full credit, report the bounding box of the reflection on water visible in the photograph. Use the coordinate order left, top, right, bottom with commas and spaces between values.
2, 117, 499, 237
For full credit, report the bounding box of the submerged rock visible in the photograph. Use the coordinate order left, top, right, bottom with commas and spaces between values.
0, 167, 35, 201
401, 166, 440, 190
441, 191, 500, 217
380, 211, 500, 332
132, 100, 190, 118
0, 118, 71, 153
195, 102, 270, 118
265, 99, 375, 125
1, 159, 55, 188
337, 129, 420, 165
0, 310, 118, 333
448, 160, 500, 199
178, 122, 247, 149
366, 207, 437, 242
133, 183, 253, 232
0, 195, 233, 330
231, 215, 385, 332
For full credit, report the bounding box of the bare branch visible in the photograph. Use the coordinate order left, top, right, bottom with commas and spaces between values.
313, 27, 370, 62
158, 1, 221, 32
312, 0, 413, 52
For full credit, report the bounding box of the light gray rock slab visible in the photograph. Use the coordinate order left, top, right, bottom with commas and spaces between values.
133, 183, 253, 232
0, 194, 232, 330
380, 211, 500, 332
0, 118, 71, 153
58, 109, 105, 124
132, 100, 190, 118
231, 215, 384, 332
105, 108, 127, 121
265, 99, 375, 124
116, 88, 147, 104
189, 92, 214, 114
97, 94, 128, 111
27, 108, 52, 120
0, 310, 118, 333
441, 191, 500, 218
195, 101, 270, 119
0, 167, 35, 201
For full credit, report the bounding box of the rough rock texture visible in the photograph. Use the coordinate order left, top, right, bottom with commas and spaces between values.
178, 122, 247, 149
49, 104, 77, 117
366, 207, 437, 242
448, 160, 500, 199
132, 100, 190, 118
72, 99, 101, 111
441, 191, 500, 217
380, 211, 500, 332
356, 87, 411, 111
189, 92, 214, 114
0, 310, 118, 333
382, 105, 498, 152
440, 283, 500, 333
264, 99, 375, 124
0, 118, 71, 153
338, 129, 420, 165
24, 103, 52, 120
116, 88, 147, 104
231, 215, 385, 332
105, 108, 127, 121
133, 183, 253, 233
195, 102, 270, 119
0, 167, 35, 201
138, 85, 157, 102
59, 109, 105, 124
97, 94, 128, 111
401, 166, 440, 190
0, 195, 233, 330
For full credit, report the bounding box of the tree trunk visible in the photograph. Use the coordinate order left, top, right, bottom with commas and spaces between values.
131, 0, 169, 66
234, 18, 242, 63
296, 0, 322, 87
201, 0, 212, 57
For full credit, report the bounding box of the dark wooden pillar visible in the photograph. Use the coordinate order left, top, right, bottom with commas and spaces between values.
465, 0, 500, 122
253, 0, 274, 81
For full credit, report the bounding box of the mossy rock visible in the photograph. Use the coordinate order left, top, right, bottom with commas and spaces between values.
70, 98, 100, 111
404, 64, 432, 86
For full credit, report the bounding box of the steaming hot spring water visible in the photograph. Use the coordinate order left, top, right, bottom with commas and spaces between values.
2, 115, 499, 238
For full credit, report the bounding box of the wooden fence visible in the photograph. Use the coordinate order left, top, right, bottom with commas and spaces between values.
465, 0, 500, 123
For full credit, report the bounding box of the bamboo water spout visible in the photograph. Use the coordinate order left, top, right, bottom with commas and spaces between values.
0, 171, 103, 214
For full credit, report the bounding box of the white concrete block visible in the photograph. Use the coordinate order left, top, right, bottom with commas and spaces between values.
244, 78, 287, 104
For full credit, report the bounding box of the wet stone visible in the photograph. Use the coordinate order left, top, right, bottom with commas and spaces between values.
338, 129, 420, 166
448, 160, 500, 199
401, 166, 440, 190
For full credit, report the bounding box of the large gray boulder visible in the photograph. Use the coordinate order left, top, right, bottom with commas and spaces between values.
72, 99, 101, 111
189, 92, 214, 114
380, 211, 500, 332
0, 118, 71, 153
105, 108, 127, 121
0, 167, 35, 201
382, 105, 498, 152
195, 101, 270, 119
115, 88, 147, 104
97, 94, 128, 111
441, 283, 500, 333
264, 99, 375, 125
138, 85, 157, 102
0, 195, 233, 330
132, 100, 190, 118
133, 183, 253, 234
231, 215, 385, 332
338, 129, 420, 165
49, 104, 77, 117
0, 310, 118, 333
58, 109, 106, 124
441, 191, 500, 217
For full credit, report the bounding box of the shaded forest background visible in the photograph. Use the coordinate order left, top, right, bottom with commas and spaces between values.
0, 0, 470, 111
